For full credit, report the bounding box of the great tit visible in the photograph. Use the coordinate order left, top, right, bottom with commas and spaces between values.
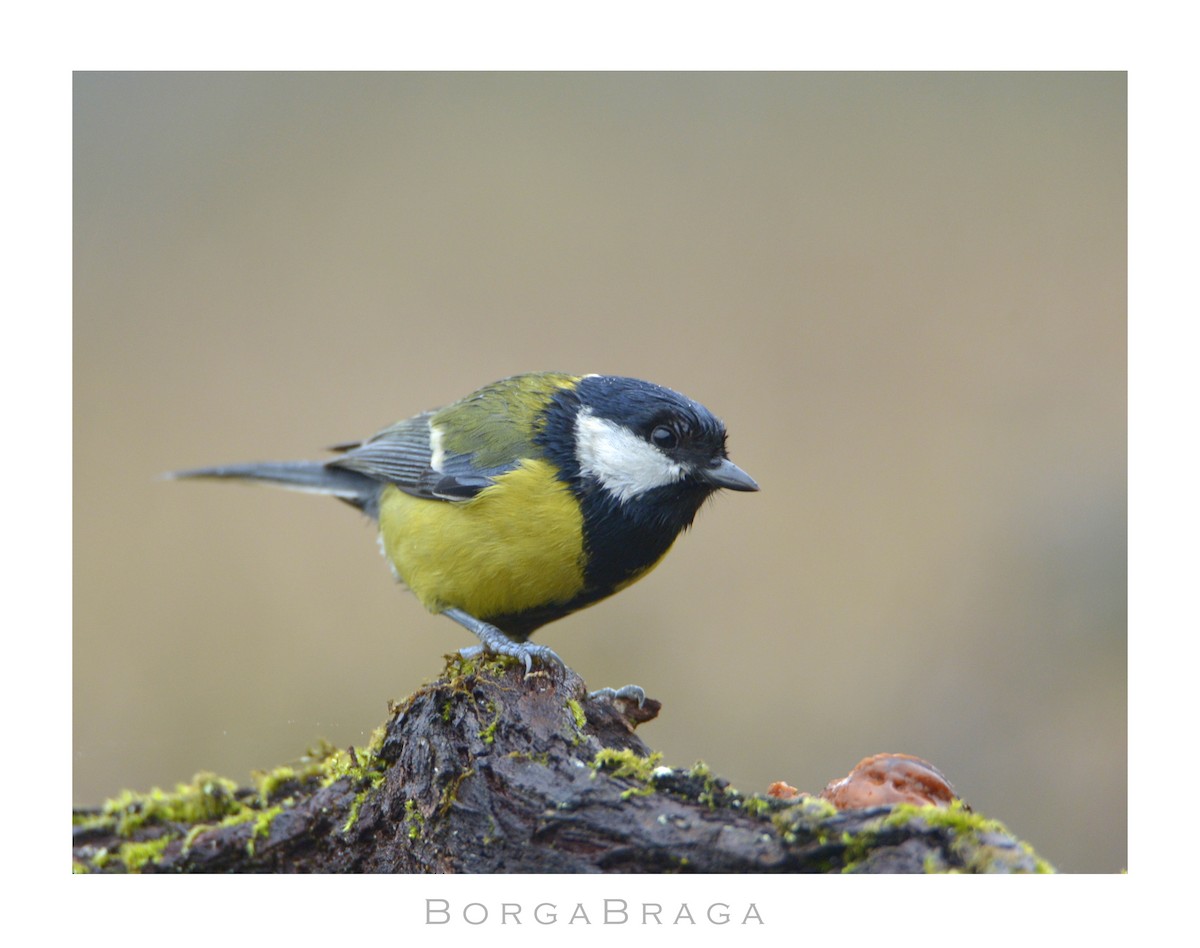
172, 372, 758, 672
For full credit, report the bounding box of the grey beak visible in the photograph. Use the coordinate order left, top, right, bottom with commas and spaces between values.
701, 457, 760, 492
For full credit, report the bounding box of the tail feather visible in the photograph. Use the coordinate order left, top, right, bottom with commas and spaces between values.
167, 460, 378, 510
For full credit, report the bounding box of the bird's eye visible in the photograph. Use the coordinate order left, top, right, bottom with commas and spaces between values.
650, 425, 678, 450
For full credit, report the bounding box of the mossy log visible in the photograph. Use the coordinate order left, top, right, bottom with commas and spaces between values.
72, 656, 1051, 873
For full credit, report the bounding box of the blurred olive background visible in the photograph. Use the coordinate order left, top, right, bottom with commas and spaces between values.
73, 72, 1125, 871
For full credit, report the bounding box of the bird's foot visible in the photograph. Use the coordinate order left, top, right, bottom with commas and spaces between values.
588, 683, 647, 707
445, 608, 564, 677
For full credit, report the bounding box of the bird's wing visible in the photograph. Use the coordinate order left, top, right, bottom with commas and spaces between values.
328, 374, 576, 502
327, 410, 518, 502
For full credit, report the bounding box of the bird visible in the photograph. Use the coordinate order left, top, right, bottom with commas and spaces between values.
170, 372, 758, 675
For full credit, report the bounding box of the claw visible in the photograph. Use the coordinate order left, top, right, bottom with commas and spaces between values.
444, 607, 563, 675
589, 684, 646, 707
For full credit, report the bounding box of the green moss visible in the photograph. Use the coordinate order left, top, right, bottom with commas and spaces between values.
342, 792, 366, 834
117, 836, 172, 872
740, 796, 775, 819
247, 805, 283, 857
482, 814, 499, 846
803, 796, 839, 820
169, 798, 285, 856
882, 800, 994, 835
253, 766, 298, 803
591, 748, 664, 798
80, 725, 394, 870
679, 760, 731, 809
251, 734, 367, 799
247, 734, 386, 811
1020, 843, 1056, 874
769, 795, 840, 846
437, 767, 476, 816
880, 801, 1054, 872
477, 700, 501, 744
80, 772, 243, 837
89, 847, 113, 869
794, 801, 1057, 874
325, 731, 390, 835
210, 807, 263, 836
442, 651, 516, 685
838, 822, 885, 872
341, 769, 386, 835
564, 698, 587, 744
316, 727, 389, 789
924, 851, 951, 873
404, 799, 424, 840
592, 748, 663, 782
692, 762, 716, 807
180, 823, 209, 854
506, 750, 550, 766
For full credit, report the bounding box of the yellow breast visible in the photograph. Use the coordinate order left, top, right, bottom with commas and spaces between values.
376, 458, 586, 620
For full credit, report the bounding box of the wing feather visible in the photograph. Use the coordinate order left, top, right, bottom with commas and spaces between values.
328, 411, 515, 501
327, 374, 575, 502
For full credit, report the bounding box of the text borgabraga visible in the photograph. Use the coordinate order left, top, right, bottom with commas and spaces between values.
424, 899, 764, 926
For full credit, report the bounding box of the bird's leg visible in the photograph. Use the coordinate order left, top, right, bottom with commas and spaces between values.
443, 607, 564, 676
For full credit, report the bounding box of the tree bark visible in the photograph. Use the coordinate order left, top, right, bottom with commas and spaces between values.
72, 656, 1050, 873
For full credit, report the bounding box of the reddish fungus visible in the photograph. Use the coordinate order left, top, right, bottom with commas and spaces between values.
820, 753, 958, 810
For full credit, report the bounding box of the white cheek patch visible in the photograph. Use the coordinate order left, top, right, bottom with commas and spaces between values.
574, 410, 685, 502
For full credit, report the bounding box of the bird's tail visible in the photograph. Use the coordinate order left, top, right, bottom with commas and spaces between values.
166, 460, 379, 510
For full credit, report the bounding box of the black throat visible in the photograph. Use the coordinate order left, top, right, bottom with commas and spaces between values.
537, 386, 713, 593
